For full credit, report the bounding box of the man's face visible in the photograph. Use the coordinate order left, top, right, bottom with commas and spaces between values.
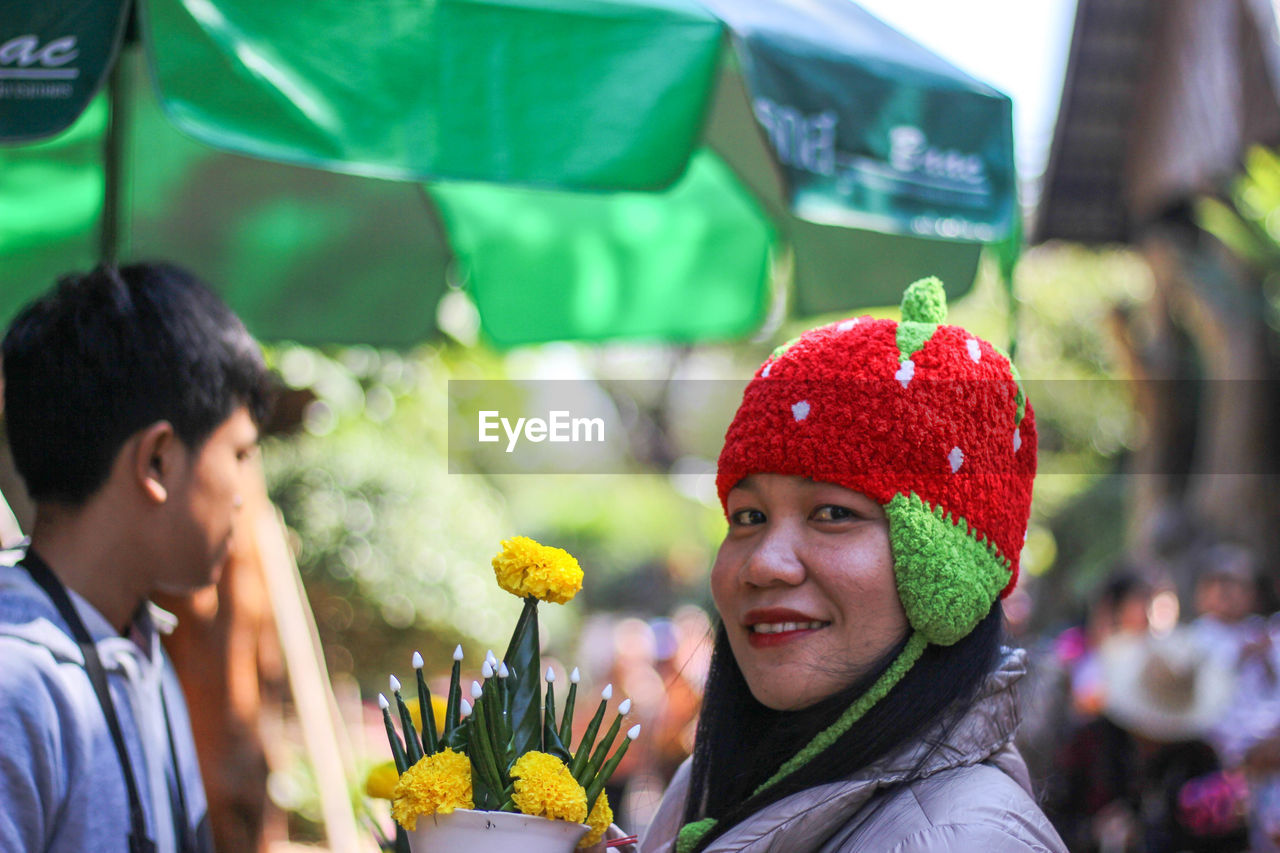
157, 406, 258, 593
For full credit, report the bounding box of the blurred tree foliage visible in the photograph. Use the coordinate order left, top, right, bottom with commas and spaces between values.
260, 342, 727, 691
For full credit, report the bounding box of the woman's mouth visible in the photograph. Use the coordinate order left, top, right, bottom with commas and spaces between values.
751, 621, 826, 634
744, 612, 829, 647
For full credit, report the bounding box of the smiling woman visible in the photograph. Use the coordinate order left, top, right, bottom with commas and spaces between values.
637, 278, 1066, 853
714, 476, 905, 711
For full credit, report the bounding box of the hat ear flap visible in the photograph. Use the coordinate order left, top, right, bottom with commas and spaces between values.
885, 493, 1012, 646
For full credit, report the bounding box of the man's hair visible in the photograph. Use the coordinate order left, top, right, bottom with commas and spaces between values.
2, 262, 274, 504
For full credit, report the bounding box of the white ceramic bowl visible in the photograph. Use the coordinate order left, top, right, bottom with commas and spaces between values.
407, 807, 590, 852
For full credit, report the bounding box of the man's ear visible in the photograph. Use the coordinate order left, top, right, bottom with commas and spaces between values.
133, 421, 177, 504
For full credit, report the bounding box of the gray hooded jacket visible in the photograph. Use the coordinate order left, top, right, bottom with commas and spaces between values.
0, 557, 210, 852
639, 648, 1066, 853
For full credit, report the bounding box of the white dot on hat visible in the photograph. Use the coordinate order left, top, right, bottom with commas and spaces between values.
1013, 427, 1022, 452
762, 362, 773, 377
791, 400, 811, 422
948, 446, 964, 473
837, 318, 860, 332
966, 338, 981, 363
895, 359, 915, 388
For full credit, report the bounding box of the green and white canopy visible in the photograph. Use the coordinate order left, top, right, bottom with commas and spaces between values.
1, 0, 1017, 346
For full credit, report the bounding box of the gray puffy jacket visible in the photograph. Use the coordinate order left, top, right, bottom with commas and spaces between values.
639, 648, 1066, 853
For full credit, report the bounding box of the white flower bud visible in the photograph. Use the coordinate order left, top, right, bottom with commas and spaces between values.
481, 661, 494, 679
453, 645, 464, 661
570, 667, 581, 683
619, 699, 632, 715
389, 675, 402, 693
627, 724, 641, 740
412, 651, 424, 669
471, 681, 483, 700
498, 662, 510, 678
602, 683, 613, 700
377, 694, 389, 710
460, 699, 472, 717
545, 667, 556, 683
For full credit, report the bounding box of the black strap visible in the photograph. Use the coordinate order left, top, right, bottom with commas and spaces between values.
20, 549, 158, 853
161, 689, 213, 853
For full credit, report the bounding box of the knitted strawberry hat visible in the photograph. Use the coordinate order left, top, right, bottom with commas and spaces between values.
717, 276, 1036, 646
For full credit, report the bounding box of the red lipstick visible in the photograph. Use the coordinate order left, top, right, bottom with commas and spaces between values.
742, 608, 829, 648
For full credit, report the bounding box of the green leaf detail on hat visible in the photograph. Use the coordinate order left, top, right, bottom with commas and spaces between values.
1009, 361, 1027, 424
886, 492, 1012, 646
990, 342, 1028, 425
895, 276, 946, 361
771, 334, 802, 361
896, 322, 939, 362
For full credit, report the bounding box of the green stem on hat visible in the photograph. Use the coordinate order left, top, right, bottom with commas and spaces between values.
569, 685, 611, 779
414, 654, 439, 755
577, 699, 630, 787
443, 645, 463, 740
391, 676, 423, 765
378, 694, 408, 774
584, 724, 638, 812
558, 669, 579, 745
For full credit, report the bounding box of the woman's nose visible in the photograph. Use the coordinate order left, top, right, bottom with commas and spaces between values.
739, 526, 806, 587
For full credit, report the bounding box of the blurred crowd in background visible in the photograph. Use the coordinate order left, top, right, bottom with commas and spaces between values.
1014, 540, 1280, 853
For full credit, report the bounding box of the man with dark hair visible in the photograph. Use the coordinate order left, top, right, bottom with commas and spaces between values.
0, 262, 274, 852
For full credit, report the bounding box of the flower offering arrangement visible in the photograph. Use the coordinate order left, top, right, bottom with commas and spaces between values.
377, 537, 638, 851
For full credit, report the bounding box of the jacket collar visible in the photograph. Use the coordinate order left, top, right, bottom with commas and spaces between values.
654, 648, 1027, 853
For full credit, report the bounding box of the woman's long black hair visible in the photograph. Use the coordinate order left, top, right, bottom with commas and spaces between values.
680, 604, 1005, 852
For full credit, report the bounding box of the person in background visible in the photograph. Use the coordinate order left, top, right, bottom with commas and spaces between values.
1046, 627, 1248, 852
0, 263, 273, 852
1191, 544, 1265, 667
1064, 570, 1155, 718
1016, 569, 1154, 805
1192, 544, 1280, 852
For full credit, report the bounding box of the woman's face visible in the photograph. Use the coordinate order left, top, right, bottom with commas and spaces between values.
711, 474, 908, 711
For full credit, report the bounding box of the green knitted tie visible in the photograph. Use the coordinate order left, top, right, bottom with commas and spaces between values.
674, 632, 928, 852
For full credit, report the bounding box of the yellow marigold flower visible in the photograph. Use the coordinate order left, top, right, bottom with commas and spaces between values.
578, 791, 613, 848
391, 748, 474, 830
407, 695, 449, 738
364, 760, 400, 801
510, 751, 587, 824
492, 536, 583, 604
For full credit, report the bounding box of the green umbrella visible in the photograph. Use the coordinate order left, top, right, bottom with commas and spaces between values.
0, 0, 1017, 347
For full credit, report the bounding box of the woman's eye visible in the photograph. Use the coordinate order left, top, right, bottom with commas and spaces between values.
812, 505, 855, 522
729, 508, 766, 527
